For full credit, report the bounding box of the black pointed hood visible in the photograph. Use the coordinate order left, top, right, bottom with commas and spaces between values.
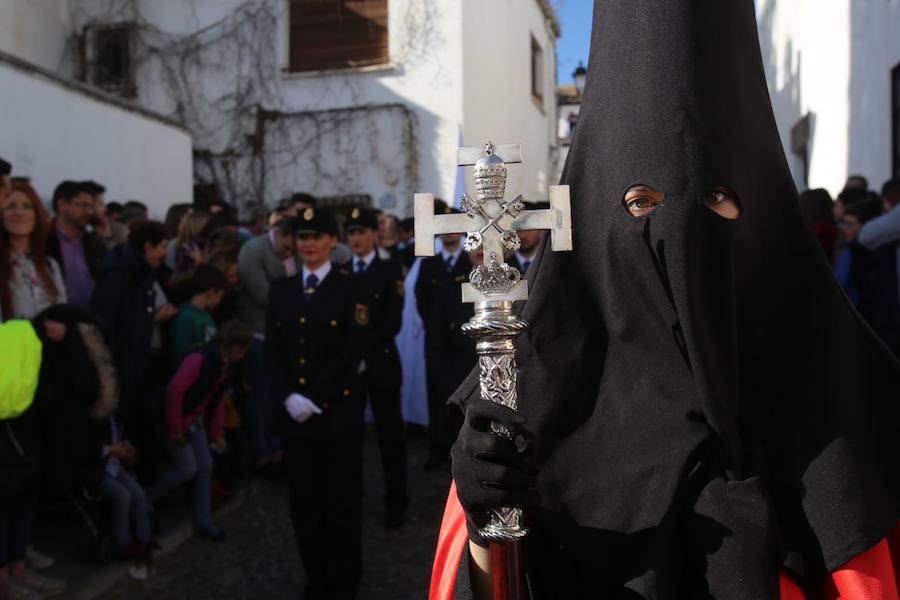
451, 0, 899, 585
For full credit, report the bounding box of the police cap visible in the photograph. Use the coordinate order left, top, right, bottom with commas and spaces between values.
293, 206, 338, 236
344, 207, 379, 232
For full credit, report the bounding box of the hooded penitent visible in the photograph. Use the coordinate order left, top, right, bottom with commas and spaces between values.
449, 0, 899, 596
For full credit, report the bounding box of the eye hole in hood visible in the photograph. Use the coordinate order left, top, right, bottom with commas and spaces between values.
622, 185, 742, 221
622, 185, 664, 217
704, 187, 742, 220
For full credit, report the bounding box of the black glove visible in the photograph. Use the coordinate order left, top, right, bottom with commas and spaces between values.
451, 397, 539, 547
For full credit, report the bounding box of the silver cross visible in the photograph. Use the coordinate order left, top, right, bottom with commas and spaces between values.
414, 142, 572, 303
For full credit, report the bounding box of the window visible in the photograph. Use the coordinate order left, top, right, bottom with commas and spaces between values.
531, 36, 544, 107
893, 64, 900, 177
85, 23, 136, 97
288, 0, 389, 73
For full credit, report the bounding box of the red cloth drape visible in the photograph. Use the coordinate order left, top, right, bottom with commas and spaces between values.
429, 482, 469, 600
430, 484, 900, 600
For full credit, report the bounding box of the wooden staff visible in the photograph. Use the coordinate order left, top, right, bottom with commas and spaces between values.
491, 540, 526, 600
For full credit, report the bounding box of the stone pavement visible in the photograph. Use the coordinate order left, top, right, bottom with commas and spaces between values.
98, 428, 452, 599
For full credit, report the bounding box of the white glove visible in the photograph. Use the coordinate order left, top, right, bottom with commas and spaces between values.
284, 393, 322, 423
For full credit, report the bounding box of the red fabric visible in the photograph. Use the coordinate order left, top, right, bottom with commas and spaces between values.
818, 528, 900, 600
781, 570, 807, 600
429, 485, 900, 600
429, 482, 468, 600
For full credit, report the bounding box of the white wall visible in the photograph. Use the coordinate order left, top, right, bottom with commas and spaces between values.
0, 61, 193, 219
68, 0, 558, 216
274, 0, 466, 214
847, 0, 900, 189
758, 0, 900, 196
461, 0, 559, 200
0, 0, 73, 73
71, 0, 466, 216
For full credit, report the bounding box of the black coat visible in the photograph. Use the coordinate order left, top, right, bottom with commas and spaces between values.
0, 408, 41, 499
90, 245, 159, 426
426, 278, 476, 401
415, 252, 472, 347
341, 256, 404, 391
1, 306, 119, 498
265, 268, 370, 441
392, 243, 417, 271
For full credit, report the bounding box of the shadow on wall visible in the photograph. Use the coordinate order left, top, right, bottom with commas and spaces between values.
258, 79, 445, 218
848, 0, 900, 190
757, 0, 807, 192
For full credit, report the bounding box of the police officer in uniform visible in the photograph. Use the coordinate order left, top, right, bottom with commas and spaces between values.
265, 207, 369, 600
414, 206, 473, 469
341, 207, 409, 529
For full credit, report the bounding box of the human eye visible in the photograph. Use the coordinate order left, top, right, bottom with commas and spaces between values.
703, 187, 741, 220
622, 186, 664, 217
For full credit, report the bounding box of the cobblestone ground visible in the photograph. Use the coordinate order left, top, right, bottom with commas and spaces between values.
101, 428, 451, 599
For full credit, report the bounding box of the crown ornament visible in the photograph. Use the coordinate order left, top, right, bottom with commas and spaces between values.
470, 253, 522, 295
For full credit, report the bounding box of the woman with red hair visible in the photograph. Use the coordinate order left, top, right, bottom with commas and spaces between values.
0, 182, 66, 320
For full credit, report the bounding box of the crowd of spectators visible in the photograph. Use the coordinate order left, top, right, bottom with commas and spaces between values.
801, 174, 900, 355
0, 154, 422, 599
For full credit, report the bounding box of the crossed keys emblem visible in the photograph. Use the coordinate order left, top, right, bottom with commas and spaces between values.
459, 192, 526, 254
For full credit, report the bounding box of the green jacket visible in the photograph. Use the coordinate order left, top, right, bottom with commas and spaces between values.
0, 320, 42, 420
170, 303, 217, 364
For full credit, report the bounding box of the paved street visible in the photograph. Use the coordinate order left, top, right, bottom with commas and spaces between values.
100, 428, 451, 599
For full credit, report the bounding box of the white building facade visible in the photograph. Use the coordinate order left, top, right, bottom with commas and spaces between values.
552, 84, 580, 185
758, 0, 900, 197
61, 0, 560, 216
0, 0, 193, 218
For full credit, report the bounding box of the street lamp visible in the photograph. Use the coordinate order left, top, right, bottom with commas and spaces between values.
573, 62, 587, 97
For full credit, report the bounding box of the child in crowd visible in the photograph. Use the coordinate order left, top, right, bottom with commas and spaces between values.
145, 320, 252, 542
169, 265, 226, 363
90, 416, 154, 579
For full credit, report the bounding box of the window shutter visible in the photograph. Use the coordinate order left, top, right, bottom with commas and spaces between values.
289, 0, 389, 72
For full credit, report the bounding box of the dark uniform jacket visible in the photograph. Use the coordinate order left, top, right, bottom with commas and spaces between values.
414, 251, 473, 345
265, 268, 369, 441
427, 278, 477, 397
391, 243, 416, 271
415, 252, 476, 400
505, 252, 537, 278
341, 255, 405, 391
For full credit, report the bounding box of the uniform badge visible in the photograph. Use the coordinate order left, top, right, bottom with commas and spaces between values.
351, 208, 360, 219
396, 280, 405, 298
355, 303, 369, 326
303, 207, 314, 221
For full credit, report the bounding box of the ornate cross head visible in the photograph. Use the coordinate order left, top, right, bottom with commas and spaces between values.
415, 141, 572, 303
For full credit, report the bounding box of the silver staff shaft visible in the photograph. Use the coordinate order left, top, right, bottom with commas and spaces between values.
461, 299, 529, 542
